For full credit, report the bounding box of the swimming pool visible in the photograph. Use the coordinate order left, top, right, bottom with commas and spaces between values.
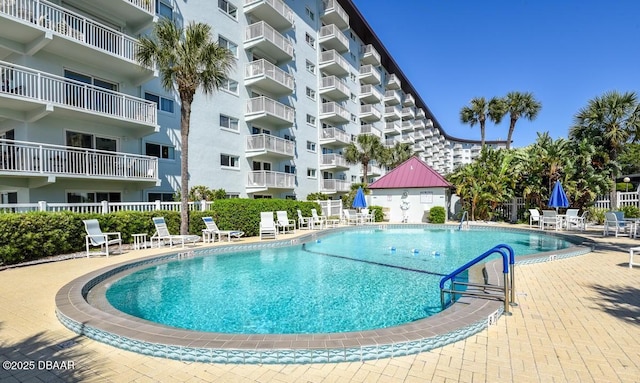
57, 224, 592, 364
105, 227, 573, 334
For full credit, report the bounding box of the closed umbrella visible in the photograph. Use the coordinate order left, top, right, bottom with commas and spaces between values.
548, 180, 569, 210
352, 187, 367, 209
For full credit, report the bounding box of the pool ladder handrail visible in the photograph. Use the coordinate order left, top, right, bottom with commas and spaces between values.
439, 244, 517, 316
458, 211, 469, 230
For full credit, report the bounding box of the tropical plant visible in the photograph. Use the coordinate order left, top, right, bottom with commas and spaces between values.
459, 97, 507, 148
344, 134, 385, 184
569, 91, 640, 208
137, 19, 235, 234
306, 192, 329, 201
502, 91, 542, 149
381, 142, 412, 169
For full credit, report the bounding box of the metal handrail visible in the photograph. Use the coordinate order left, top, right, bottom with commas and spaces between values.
439, 244, 515, 315
458, 211, 468, 230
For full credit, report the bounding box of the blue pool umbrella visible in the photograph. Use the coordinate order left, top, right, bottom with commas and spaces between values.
548, 180, 569, 209
352, 187, 367, 209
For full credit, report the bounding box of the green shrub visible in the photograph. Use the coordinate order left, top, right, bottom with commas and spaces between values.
428, 206, 446, 224
620, 205, 640, 218
586, 207, 607, 224
369, 205, 384, 222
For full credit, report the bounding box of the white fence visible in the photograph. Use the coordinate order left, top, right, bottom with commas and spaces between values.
0, 200, 214, 214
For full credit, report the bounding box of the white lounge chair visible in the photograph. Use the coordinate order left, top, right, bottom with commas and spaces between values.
297, 209, 312, 230
201, 216, 244, 243
276, 210, 296, 234
603, 211, 630, 237
541, 210, 561, 230
528, 209, 541, 229
361, 208, 374, 223
311, 208, 326, 229
151, 217, 200, 248
342, 209, 360, 225
83, 219, 122, 257
260, 211, 278, 240
565, 209, 584, 231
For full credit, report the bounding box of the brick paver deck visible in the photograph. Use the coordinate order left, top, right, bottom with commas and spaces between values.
1, 226, 639, 382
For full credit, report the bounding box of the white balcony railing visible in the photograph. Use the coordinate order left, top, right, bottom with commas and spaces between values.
247, 170, 295, 189
243, 0, 295, 27
0, 0, 143, 63
246, 134, 294, 156
127, 0, 155, 13
360, 124, 382, 138
0, 61, 156, 125
0, 139, 157, 179
321, 153, 348, 168
245, 21, 294, 58
361, 44, 381, 65
319, 24, 348, 50
318, 49, 349, 73
320, 127, 350, 143
321, 0, 349, 28
321, 102, 350, 120
321, 178, 351, 193
246, 96, 294, 123
245, 59, 294, 90
320, 75, 350, 95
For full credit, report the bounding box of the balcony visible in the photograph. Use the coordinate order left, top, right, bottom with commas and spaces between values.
425, 119, 434, 129
319, 102, 350, 124
0, 0, 154, 84
0, 138, 159, 186
403, 94, 415, 107
359, 124, 382, 138
319, 24, 349, 53
384, 138, 397, 147
384, 89, 401, 105
320, 153, 349, 170
61, 0, 155, 31
415, 108, 425, 119
361, 44, 381, 66
319, 75, 350, 101
243, 0, 294, 31
424, 129, 433, 137
359, 64, 381, 85
245, 21, 294, 63
245, 59, 294, 96
0, 61, 157, 134
245, 96, 294, 127
247, 170, 295, 192
359, 104, 381, 122
320, 127, 351, 148
245, 134, 294, 159
320, 178, 351, 194
413, 119, 425, 130
401, 121, 414, 132
384, 105, 401, 121
384, 122, 401, 136
359, 84, 382, 104
386, 74, 401, 90
400, 134, 414, 144
413, 131, 425, 141
321, 0, 349, 30
318, 49, 350, 77
401, 107, 415, 120
360, 163, 382, 177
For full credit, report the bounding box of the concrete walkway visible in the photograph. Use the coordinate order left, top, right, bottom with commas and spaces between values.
1, 227, 639, 382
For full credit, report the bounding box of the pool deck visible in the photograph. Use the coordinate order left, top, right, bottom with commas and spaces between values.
1, 224, 639, 382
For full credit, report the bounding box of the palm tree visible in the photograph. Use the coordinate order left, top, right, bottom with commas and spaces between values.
459, 97, 506, 148
569, 91, 640, 207
137, 19, 235, 234
344, 134, 385, 184
381, 142, 412, 169
503, 92, 542, 149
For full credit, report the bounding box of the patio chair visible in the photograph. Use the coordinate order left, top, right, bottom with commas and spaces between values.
529, 209, 541, 229
260, 211, 278, 240
276, 211, 296, 234
311, 208, 326, 229
297, 209, 312, 230
343, 209, 360, 225
541, 210, 561, 231
566, 209, 586, 231
603, 211, 630, 237
151, 217, 200, 248
83, 219, 122, 257
361, 208, 375, 223
201, 216, 244, 243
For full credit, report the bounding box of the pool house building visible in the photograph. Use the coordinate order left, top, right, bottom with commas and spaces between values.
0, 0, 506, 205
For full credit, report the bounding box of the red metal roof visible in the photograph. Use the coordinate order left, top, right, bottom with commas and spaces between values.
368, 156, 452, 189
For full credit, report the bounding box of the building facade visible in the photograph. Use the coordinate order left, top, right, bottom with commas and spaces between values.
0, 0, 506, 204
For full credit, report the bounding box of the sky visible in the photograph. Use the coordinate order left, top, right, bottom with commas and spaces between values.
351, 0, 640, 148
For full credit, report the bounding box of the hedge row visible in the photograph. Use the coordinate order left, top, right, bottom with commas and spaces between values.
0, 199, 320, 265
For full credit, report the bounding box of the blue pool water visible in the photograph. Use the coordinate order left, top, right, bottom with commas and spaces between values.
106, 227, 572, 334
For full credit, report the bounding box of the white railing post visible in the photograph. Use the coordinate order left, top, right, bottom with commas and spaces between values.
101, 200, 109, 214
38, 200, 47, 212
201, 199, 207, 212
154, 200, 161, 211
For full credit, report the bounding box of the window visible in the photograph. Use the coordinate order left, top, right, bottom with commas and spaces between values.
67, 131, 117, 151
351, 114, 357, 123
306, 60, 316, 74
221, 79, 238, 94
305, 33, 315, 48
156, 0, 173, 19
148, 192, 175, 202
350, 53, 356, 61
350, 92, 356, 102
67, 192, 121, 203
146, 142, 175, 159
218, 36, 238, 57
351, 175, 357, 182
350, 72, 357, 82
306, 87, 316, 100
306, 114, 316, 126
218, 0, 237, 18
145, 92, 174, 113
307, 168, 317, 178
284, 165, 296, 174
350, 31, 356, 40
305, 7, 315, 21
306, 141, 316, 152
220, 114, 239, 131
221, 154, 239, 168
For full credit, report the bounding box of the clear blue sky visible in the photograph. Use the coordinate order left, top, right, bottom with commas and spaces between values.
352, 0, 640, 148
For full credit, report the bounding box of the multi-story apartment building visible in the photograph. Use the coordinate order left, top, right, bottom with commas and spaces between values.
0, 0, 506, 204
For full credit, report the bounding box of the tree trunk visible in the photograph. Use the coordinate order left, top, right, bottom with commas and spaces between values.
480, 120, 486, 149
179, 95, 193, 235
506, 118, 517, 150
362, 159, 369, 185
